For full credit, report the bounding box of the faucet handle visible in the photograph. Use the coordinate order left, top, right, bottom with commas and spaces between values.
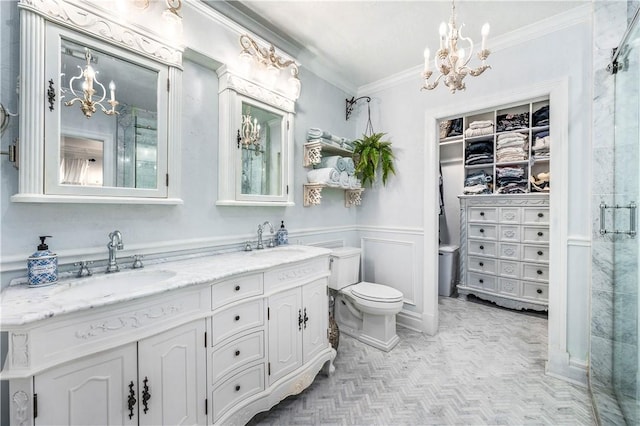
132, 255, 144, 269
267, 238, 275, 248
244, 241, 253, 252
73, 260, 94, 277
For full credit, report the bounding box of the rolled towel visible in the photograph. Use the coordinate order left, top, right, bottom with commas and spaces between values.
307, 168, 340, 185
348, 175, 361, 189
343, 157, 356, 175
307, 128, 332, 140
339, 171, 350, 188
319, 155, 347, 172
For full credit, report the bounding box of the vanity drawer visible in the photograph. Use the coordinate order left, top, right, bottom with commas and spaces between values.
498, 225, 520, 242
211, 299, 264, 346
523, 207, 549, 225
468, 224, 497, 240
498, 243, 520, 260
468, 256, 496, 275
213, 363, 265, 422
211, 331, 264, 383
499, 207, 521, 224
498, 278, 520, 296
522, 263, 549, 282
498, 260, 520, 279
521, 281, 549, 302
467, 272, 497, 291
522, 226, 549, 244
522, 245, 549, 263
212, 274, 263, 310
468, 240, 496, 257
469, 207, 498, 222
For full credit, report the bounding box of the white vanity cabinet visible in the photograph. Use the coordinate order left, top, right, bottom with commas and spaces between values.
33, 319, 206, 425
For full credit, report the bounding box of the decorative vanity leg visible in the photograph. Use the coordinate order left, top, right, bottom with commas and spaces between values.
322, 349, 337, 376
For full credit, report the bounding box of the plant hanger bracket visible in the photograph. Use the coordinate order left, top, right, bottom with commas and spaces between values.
345, 96, 371, 122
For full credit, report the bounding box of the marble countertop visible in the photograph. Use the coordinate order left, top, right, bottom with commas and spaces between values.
0, 245, 331, 327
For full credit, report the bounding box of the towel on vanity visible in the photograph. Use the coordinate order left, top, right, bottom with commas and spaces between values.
318, 156, 347, 172
307, 168, 340, 185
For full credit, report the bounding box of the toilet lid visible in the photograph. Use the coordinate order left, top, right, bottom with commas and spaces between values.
351, 282, 403, 303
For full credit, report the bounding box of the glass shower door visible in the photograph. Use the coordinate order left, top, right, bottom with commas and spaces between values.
612, 15, 640, 424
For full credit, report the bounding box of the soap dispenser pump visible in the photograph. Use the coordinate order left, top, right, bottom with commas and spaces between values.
276, 221, 289, 246
27, 236, 58, 287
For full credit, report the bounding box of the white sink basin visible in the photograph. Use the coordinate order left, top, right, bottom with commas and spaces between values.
54, 269, 177, 298
249, 246, 308, 259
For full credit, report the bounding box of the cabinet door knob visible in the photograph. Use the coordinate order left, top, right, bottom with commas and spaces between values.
479, 245, 484, 250
480, 228, 485, 233
537, 231, 543, 237
538, 212, 544, 218
480, 212, 485, 216
235, 350, 240, 356
235, 385, 241, 392
537, 250, 543, 256
234, 315, 240, 321
235, 285, 241, 291
479, 262, 484, 267
537, 270, 543, 275
537, 288, 543, 294
479, 279, 484, 284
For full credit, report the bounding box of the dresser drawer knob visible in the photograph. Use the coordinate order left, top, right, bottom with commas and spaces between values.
537, 231, 543, 237
235, 285, 241, 291
480, 228, 485, 233
479, 279, 484, 284
479, 245, 484, 250
538, 212, 544, 218
537, 288, 543, 294
234, 315, 240, 321
480, 212, 485, 216
537, 250, 543, 256
235, 350, 240, 356
537, 270, 543, 275
235, 385, 241, 392
479, 262, 484, 267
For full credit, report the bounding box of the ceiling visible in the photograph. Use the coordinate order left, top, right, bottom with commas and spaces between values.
205, 1, 590, 93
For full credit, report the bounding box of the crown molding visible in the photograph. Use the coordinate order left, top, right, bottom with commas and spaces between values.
357, 3, 592, 96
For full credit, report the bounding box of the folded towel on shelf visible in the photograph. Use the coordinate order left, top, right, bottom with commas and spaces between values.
348, 175, 362, 189
307, 128, 332, 140
318, 156, 346, 172
339, 171, 350, 188
307, 168, 340, 185
465, 126, 494, 138
343, 157, 356, 175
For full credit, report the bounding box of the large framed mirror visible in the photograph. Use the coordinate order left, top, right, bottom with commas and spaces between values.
217, 67, 294, 206
12, 0, 182, 204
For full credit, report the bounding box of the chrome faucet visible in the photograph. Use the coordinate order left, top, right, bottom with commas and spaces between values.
256, 221, 275, 250
106, 230, 124, 273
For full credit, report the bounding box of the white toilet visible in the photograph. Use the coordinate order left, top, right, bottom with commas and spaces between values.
329, 247, 404, 351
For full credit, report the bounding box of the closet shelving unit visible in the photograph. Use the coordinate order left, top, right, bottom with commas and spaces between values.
303, 140, 364, 208
440, 98, 551, 312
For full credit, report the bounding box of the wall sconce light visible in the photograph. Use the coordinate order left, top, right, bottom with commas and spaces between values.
238, 34, 301, 99
64, 48, 118, 118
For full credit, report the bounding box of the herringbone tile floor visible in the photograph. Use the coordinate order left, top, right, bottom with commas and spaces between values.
249, 296, 595, 426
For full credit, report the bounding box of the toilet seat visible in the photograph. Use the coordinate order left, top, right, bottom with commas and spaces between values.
351, 282, 403, 303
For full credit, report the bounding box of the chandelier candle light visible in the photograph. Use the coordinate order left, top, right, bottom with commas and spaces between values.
240, 108, 261, 150
65, 48, 118, 118
421, 0, 491, 93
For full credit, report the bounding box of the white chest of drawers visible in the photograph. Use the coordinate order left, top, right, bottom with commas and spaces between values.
458, 194, 550, 311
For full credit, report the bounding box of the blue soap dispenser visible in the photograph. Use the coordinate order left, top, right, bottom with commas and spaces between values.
27, 236, 58, 287
276, 221, 289, 246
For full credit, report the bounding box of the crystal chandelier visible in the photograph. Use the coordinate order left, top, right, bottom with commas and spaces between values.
240, 108, 261, 150
421, 0, 491, 93
64, 48, 118, 117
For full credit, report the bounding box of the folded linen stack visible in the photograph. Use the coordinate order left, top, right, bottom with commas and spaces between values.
465, 120, 494, 138
464, 170, 492, 195
532, 130, 550, 160
530, 172, 550, 192
465, 141, 493, 165
496, 166, 528, 194
307, 128, 354, 151
496, 132, 528, 163
496, 112, 529, 132
533, 105, 549, 126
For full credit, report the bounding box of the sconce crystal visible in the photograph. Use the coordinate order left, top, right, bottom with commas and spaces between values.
421, 0, 491, 93
64, 48, 118, 118
238, 34, 301, 99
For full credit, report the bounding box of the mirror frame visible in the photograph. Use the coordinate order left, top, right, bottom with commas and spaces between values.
217, 66, 295, 206
12, 0, 183, 204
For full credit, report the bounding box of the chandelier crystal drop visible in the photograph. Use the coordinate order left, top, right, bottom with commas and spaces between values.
241, 110, 261, 149
421, 0, 491, 93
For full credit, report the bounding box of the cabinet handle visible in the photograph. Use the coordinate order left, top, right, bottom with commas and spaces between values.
480, 212, 485, 216
142, 376, 150, 414
303, 307, 309, 329
537, 289, 543, 294
537, 270, 543, 275
479, 279, 484, 284
234, 315, 240, 321
538, 212, 544, 218
234, 285, 240, 291
235, 350, 240, 356
537, 250, 543, 256
235, 385, 241, 392
479, 262, 484, 267
127, 381, 136, 420
298, 309, 303, 331
479, 245, 484, 250
236, 129, 241, 149
537, 231, 543, 237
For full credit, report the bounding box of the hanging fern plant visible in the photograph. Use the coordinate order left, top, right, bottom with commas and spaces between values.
352, 132, 396, 187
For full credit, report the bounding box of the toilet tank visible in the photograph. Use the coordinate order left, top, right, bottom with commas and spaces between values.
328, 247, 362, 290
